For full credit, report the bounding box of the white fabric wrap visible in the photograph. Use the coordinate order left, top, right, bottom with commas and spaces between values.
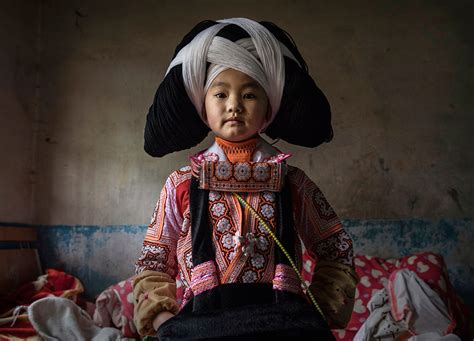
165, 17, 301, 130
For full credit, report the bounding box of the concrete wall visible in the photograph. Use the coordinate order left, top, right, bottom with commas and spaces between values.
35, 0, 473, 225
0, 2, 39, 223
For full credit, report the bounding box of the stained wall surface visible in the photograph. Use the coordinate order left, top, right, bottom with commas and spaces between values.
0, 2, 38, 223
33, 0, 473, 225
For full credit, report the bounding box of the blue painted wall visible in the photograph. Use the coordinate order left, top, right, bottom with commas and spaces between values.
36, 219, 474, 312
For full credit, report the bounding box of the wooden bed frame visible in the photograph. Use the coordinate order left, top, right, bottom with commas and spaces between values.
0, 226, 42, 293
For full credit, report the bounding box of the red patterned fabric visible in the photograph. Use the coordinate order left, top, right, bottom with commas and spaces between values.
200, 160, 285, 192
190, 261, 219, 296
93, 277, 139, 338
0, 269, 84, 340
136, 164, 351, 301
331, 252, 472, 340
135, 138, 355, 330
0, 269, 83, 313
287, 166, 349, 250
272, 264, 301, 294
209, 189, 280, 285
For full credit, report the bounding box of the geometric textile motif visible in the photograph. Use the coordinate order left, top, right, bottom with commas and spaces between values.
236, 191, 277, 284
272, 263, 302, 294
136, 164, 353, 302
199, 160, 285, 192
209, 191, 238, 273
190, 260, 219, 296
135, 240, 173, 276
287, 166, 343, 249
314, 230, 354, 266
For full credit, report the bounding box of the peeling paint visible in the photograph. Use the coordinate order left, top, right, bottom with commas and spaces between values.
347, 219, 472, 298
37, 219, 474, 313
38, 225, 146, 298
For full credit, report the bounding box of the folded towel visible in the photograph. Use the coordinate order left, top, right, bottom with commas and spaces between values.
28, 296, 124, 341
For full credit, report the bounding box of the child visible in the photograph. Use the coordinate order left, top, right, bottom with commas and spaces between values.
134, 18, 358, 339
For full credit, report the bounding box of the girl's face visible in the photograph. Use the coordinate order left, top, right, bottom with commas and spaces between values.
203, 68, 270, 142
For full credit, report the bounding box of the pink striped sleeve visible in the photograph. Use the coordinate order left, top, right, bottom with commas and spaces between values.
135, 171, 186, 278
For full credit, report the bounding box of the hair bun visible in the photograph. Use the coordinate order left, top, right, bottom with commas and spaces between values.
144, 19, 333, 157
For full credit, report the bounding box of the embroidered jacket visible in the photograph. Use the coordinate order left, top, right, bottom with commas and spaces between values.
133, 138, 358, 336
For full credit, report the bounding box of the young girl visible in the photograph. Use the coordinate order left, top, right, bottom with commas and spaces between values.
134, 18, 358, 339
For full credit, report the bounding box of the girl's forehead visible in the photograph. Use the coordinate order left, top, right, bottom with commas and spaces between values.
211, 69, 263, 89
213, 68, 254, 81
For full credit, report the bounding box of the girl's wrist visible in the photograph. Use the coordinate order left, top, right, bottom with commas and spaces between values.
153, 311, 175, 331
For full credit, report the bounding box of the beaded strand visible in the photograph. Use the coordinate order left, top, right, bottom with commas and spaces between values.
233, 192, 326, 321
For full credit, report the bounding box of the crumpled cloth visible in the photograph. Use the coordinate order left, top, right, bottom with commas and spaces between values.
28, 296, 124, 341
354, 269, 459, 341
408, 332, 461, 341
93, 277, 138, 338
0, 269, 86, 340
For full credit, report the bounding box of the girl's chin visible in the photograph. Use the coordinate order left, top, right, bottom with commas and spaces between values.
217, 133, 260, 142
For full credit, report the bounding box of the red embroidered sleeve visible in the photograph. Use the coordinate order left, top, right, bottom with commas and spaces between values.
288, 166, 357, 327
288, 166, 353, 266
135, 168, 190, 278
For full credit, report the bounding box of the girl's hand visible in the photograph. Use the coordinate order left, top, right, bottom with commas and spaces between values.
153, 311, 175, 331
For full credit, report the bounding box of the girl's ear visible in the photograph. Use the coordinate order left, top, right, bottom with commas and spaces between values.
201, 105, 208, 124
265, 103, 272, 122
260, 103, 272, 133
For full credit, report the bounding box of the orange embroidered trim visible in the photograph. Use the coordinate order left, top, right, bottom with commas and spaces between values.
215, 137, 258, 163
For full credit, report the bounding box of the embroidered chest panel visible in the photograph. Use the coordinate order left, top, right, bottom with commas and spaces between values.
176, 190, 279, 287
199, 160, 285, 192
208, 190, 278, 283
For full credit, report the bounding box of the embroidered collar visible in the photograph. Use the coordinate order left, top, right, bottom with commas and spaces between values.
190, 137, 292, 192
215, 136, 258, 163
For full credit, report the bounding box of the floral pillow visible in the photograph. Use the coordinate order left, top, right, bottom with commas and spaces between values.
335, 252, 471, 340
93, 277, 138, 338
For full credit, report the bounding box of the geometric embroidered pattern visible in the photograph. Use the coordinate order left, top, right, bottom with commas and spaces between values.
190, 260, 220, 296
314, 230, 354, 266
286, 165, 343, 249
135, 240, 173, 276
199, 160, 285, 192
136, 163, 352, 298
237, 191, 277, 284
273, 263, 302, 294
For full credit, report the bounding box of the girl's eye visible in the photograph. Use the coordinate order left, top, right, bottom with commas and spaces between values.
215, 93, 226, 98
243, 93, 256, 99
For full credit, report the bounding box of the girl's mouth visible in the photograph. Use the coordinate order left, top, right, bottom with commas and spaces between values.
225, 119, 243, 124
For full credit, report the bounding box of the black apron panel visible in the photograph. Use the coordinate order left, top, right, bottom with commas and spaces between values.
178, 177, 333, 340
189, 283, 275, 312
157, 284, 334, 340
275, 181, 296, 266
189, 177, 214, 265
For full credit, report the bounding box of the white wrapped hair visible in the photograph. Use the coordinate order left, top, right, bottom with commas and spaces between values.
165, 17, 300, 130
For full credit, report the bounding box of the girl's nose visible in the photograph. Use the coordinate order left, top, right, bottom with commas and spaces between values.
227, 95, 242, 113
